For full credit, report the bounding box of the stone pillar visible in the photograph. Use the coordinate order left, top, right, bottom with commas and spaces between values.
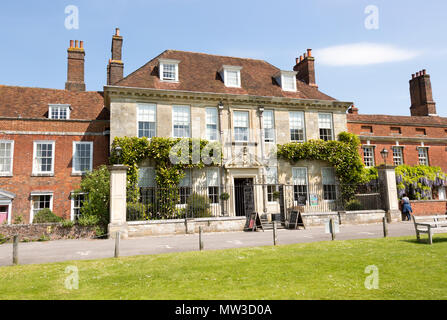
108, 165, 129, 239
377, 165, 401, 223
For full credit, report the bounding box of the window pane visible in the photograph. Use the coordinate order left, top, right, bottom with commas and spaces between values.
319, 114, 333, 141
206, 108, 218, 141
264, 111, 275, 143
36, 143, 53, 173
226, 70, 239, 87
163, 64, 176, 80
173, 106, 190, 138
266, 167, 278, 185
234, 111, 249, 141
207, 168, 219, 187
290, 112, 305, 142
282, 75, 295, 91
393, 147, 403, 166
363, 147, 375, 167
139, 167, 156, 188
0, 142, 12, 174
74, 143, 92, 173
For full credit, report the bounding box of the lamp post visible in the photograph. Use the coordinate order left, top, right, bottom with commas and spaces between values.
380, 148, 389, 167
115, 146, 122, 165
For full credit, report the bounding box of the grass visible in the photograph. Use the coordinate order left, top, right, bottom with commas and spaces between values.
1, 236, 447, 300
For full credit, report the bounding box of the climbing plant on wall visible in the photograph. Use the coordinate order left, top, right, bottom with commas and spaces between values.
395, 164, 447, 200
277, 132, 375, 200
109, 137, 221, 217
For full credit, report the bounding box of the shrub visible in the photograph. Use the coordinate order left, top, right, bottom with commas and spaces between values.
0, 233, 7, 245
75, 165, 110, 233
220, 192, 230, 201
345, 199, 363, 211
127, 202, 148, 221
13, 215, 24, 224
33, 209, 62, 224
186, 193, 211, 218
61, 220, 75, 228
37, 234, 50, 242
77, 215, 99, 227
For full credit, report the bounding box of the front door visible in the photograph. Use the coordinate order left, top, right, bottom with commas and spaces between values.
0, 206, 8, 224
234, 178, 254, 217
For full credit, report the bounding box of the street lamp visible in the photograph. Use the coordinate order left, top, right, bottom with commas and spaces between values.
380, 148, 389, 166
115, 146, 122, 165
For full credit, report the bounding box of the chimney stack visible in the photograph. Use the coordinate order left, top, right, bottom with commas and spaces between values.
409, 69, 437, 116
65, 40, 86, 92
107, 28, 124, 85
293, 49, 317, 87
348, 105, 359, 114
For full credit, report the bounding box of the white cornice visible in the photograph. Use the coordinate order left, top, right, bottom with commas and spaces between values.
104, 86, 352, 110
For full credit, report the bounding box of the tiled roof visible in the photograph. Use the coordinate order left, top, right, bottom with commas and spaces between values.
0, 85, 108, 120
115, 50, 336, 101
347, 113, 447, 126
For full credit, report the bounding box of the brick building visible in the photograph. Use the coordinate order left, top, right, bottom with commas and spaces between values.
0, 40, 110, 224
347, 70, 447, 199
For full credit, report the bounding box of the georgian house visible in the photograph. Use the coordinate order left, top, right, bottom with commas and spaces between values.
0, 41, 110, 224
104, 29, 353, 219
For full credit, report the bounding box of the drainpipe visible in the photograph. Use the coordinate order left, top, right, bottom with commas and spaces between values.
218, 101, 226, 216
258, 106, 268, 215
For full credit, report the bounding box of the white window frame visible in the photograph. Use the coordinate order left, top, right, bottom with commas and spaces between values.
322, 167, 337, 202
276, 71, 297, 92
418, 147, 429, 166
30, 192, 53, 224
292, 167, 309, 205
49, 104, 70, 120
318, 113, 334, 141
207, 168, 220, 205
159, 59, 180, 82
206, 107, 219, 141
33, 141, 55, 175
266, 167, 278, 203
392, 146, 404, 166
289, 111, 306, 142
233, 111, 250, 142
71, 192, 87, 221
138, 167, 156, 188
0, 140, 14, 176
72, 142, 94, 175
137, 103, 157, 139
363, 146, 375, 167
263, 110, 275, 143
221, 65, 242, 88
172, 105, 191, 138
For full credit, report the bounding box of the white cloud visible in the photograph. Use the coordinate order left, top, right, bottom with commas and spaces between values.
314, 43, 421, 66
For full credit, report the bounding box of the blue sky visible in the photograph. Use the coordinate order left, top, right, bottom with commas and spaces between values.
1, 0, 446, 116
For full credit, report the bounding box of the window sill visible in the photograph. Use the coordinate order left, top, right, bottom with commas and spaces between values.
0, 174, 13, 178
231, 142, 258, 146
32, 173, 54, 177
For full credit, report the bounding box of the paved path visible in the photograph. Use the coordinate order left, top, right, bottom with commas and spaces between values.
0, 222, 417, 266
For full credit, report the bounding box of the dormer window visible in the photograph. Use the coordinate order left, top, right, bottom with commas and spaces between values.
275, 71, 297, 92
49, 104, 70, 120
220, 66, 242, 88
159, 59, 180, 82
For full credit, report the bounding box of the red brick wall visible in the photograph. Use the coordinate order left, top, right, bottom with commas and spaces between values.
348, 121, 447, 171
410, 200, 447, 216
0, 120, 110, 223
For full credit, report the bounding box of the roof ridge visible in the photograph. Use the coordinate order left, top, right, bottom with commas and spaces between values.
163, 49, 273, 64
0, 84, 102, 94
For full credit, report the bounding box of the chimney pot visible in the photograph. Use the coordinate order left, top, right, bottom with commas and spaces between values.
70, 40, 74, 48
307, 49, 312, 57
422, 69, 426, 75
80, 41, 84, 49
116, 28, 120, 36
75, 40, 79, 48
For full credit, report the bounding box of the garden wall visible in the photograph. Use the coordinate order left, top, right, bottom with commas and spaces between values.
0, 223, 96, 242
302, 210, 388, 226
410, 200, 447, 216
127, 217, 246, 237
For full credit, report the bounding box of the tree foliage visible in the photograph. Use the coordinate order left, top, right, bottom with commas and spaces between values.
395, 165, 447, 200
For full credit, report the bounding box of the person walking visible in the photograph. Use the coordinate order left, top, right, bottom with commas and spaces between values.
401, 194, 413, 221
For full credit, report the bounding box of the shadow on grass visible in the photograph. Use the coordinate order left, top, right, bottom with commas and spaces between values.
400, 237, 447, 245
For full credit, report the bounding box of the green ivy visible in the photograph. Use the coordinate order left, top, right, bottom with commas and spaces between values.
109, 137, 221, 207
277, 132, 374, 200
395, 165, 447, 200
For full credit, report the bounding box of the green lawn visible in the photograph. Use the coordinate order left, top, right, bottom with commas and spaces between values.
1, 236, 447, 300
